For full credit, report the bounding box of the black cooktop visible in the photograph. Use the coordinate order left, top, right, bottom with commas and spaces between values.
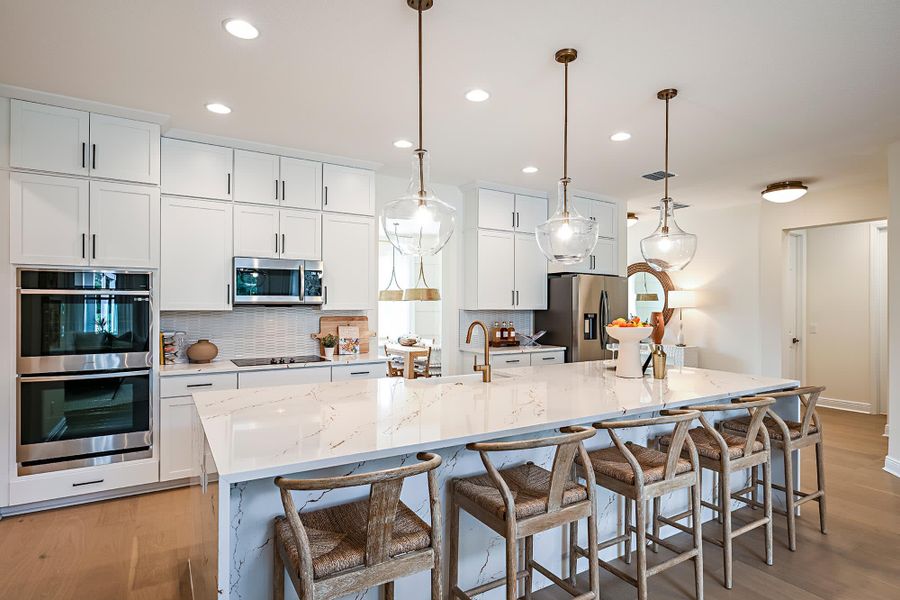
231, 355, 329, 367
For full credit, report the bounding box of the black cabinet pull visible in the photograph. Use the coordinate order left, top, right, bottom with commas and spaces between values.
323, 285, 328, 304
324, 185, 328, 206
275, 179, 279, 200
81, 233, 86, 259
227, 173, 231, 195
73, 479, 104, 487
282, 233, 286, 253
275, 233, 279, 254
506, 359, 521, 364
92, 234, 96, 259
282, 180, 286, 202
227, 283, 231, 305
186, 383, 214, 388
81, 142, 86, 168
91, 144, 96, 169
350, 371, 370, 376
542, 356, 555, 361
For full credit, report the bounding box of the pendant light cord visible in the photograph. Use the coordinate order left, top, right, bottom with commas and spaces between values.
662, 95, 670, 232
562, 59, 569, 215
416, 4, 426, 200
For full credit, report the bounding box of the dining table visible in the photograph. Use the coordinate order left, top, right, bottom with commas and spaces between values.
385, 343, 430, 379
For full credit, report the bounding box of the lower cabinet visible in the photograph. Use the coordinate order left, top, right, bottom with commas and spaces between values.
492, 354, 530, 369
160, 396, 199, 481
530, 350, 565, 365
331, 363, 384, 381
238, 367, 332, 388
490, 350, 566, 369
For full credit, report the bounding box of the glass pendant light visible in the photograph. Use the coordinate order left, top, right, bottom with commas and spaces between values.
381, 0, 456, 257
635, 273, 659, 302
536, 49, 599, 264
378, 232, 404, 301
640, 89, 697, 272
403, 256, 440, 301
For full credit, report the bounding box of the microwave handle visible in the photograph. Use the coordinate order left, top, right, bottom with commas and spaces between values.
20, 369, 152, 383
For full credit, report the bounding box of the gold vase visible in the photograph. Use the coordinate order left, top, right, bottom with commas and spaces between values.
651, 344, 667, 379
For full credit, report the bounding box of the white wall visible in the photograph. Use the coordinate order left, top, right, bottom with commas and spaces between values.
887, 142, 900, 476
805, 223, 874, 410
0, 97, 10, 507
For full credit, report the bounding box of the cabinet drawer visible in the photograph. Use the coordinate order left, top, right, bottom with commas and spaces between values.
238, 367, 331, 388
331, 363, 384, 381
9, 459, 159, 506
159, 372, 238, 398
493, 355, 529, 368
531, 351, 565, 366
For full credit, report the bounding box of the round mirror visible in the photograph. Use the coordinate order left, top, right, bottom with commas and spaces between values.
627, 263, 675, 324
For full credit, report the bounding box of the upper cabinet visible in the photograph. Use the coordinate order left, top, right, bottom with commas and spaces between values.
160, 138, 233, 201
548, 195, 622, 276
88, 180, 160, 268
233, 150, 322, 211
466, 187, 549, 233
322, 213, 375, 310
10, 100, 160, 184
280, 157, 321, 211
322, 164, 375, 216
233, 205, 321, 260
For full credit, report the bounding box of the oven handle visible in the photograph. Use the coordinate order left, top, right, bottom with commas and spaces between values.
19, 369, 152, 383
18, 289, 151, 296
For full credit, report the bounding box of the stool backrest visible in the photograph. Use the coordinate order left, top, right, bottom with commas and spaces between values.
687, 396, 776, 458
753, 386, 825, 438
466, 426, 596, 515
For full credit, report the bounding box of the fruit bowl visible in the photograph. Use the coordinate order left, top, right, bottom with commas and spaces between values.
605, 326, 653, 378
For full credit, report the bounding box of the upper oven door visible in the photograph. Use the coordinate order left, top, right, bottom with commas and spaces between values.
18, 273, 153, 374
233, 257, 304, 304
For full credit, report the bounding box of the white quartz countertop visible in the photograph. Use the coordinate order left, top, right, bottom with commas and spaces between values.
193, 362, 797, 483
459, 344, 566, 355
159, 352, 387, 377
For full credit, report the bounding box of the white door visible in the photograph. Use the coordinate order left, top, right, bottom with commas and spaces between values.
159, 396, 199, 481
10, 100, 89, 176
322, 164, 375, 216
476, 229, 515, 309
591, 200, 618, 239
280, 157, 322, 210
280, 209, 322, 260
88, 113, 160, 184
160, 138, 233, 200
89, 181, 160, 268
322, 213, 376, 310
10, 172, 90, 266
233, 204, 280, 258
160, 196, 233, 311
591, 238, 618, 275
233, 149, 279, 206
477, 188, 516, 231
514, 194, 548, 234
514, 234, 547, 309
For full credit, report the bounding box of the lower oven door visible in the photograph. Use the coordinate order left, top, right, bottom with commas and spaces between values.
17, 369, 152, 465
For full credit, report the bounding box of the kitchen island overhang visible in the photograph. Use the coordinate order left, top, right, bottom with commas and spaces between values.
189, 362, 799, 599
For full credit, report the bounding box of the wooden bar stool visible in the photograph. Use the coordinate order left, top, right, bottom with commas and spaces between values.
448, 426, 600, 600
273, 452, 443, 600
721, 386, 827, 551
572, 410, 704, 600
657, 397, 775, 589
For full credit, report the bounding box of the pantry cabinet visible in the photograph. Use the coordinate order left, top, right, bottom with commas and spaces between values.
322, 213, 376, 310
322, 163, 375, 216
233, 204, 321, 260
160, 138, 233, 201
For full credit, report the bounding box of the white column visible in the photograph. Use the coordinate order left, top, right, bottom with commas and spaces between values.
886, 141, 900, 477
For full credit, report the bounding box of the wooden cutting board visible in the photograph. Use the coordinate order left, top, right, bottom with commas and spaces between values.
311, 316, 376, 354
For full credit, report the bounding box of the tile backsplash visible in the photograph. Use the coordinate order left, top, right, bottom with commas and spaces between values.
160, 307, 364, 359
458, 310, 534, 347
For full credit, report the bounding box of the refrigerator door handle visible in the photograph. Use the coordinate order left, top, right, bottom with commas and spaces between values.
599, 289, 610, 347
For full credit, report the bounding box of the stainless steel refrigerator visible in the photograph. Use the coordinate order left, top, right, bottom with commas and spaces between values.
534, 274, 629, 362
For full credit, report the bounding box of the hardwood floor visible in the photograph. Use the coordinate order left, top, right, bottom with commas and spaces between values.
0, 408, 896, 600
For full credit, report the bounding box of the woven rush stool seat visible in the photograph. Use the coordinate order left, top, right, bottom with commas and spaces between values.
722, 416, 818, 441
659, 427, 764, 460
453, 462, 588, 519
577, 442, 692, 485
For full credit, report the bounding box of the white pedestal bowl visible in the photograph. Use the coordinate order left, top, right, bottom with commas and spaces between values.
605, 326, 653, 378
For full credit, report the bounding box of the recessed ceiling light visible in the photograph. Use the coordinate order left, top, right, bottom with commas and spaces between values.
393, 139, 414, 149
522, 166, 538, 174
465, 89, 490, 102
761, 180, 808, 203
610, 132, 632, 142
223, 19, 259, 40
206, 103, 232, 115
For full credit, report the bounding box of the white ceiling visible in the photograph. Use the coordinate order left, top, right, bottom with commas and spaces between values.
1, 0, 899, 214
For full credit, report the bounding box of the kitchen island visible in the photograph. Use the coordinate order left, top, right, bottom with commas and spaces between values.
188, 361, 798, 600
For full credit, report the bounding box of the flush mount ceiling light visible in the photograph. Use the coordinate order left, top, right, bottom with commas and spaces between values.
640, 89, 697, 272
762, 180, 808, 203
222, 18, 259, 40
380, 0, 456, 257
627, 212, 639, 227
610, 132, 632, 141
205, 103, 231, 114
522, 166, 539, 174
464, 88, 490, 102
393, 139, 414, 149
535, 49, 599, 264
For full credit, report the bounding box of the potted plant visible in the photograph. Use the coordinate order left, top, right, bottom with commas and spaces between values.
322, 334, 338, 359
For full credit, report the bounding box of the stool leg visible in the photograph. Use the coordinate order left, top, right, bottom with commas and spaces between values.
816, 439, 828, 534
587, 513, 600, 600
750, 465, 759, 509
763, 456, 774, 566
525, 535, 534, 600
635, 498, 648, 600
568, 521, 578, 584
651, 496, 661, 553
715, 472, 724, 524
720, 465, 733, 589
383, 581, 394, 600
505, 533, 518, 600
691, 478, 704, 600
782, 446, 797, 551
623, 497, 633, 565
273, 544, 285, 600
448, 495, 460, 597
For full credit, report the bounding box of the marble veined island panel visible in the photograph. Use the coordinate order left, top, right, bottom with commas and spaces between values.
188, 362, 798, 600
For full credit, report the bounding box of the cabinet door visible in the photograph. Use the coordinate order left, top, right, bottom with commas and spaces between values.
493, 355, 529, 369
322, 213, 375, 310
514, 233, 547, 309
160, 138, 233, 200
477, 188, 516, 231
280, 157, 321, 210
161, 197, 233, 311
279, 209, 321, 260
233, 149, 279, 206
10, 100, 89, 176
160, 396, 199, 481
10, 172, 89, 266
476, 230, 515, 309
88, 113, 160, 184
331, 364, 383, 381
233, 204, 279, 258
322, 164, 374, 216
591, 238, 618, 275
514, 194, 548, 234
89, 181, 160, 268
591, 200, 617, 239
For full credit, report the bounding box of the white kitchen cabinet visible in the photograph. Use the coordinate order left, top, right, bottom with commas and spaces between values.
10, 172, 90, 266
159, 396, 199, 481
234, 204, 280, 258
515, 194, 549, 234
238, 367, 331, 388
466, 187, 549, 233
514, 233, 547, 309
331, 364, 384, 381
233, 149, 279, 205
322, 163, 375, 216
160, 196, 233, 311
10, 100, 89, 177
590, 199, 617, 239
88, 113, 160, 184
322, 213, 376, 310
469, 229, 516, 309
280, 209, 321, 260
476, 188, 516, 230
591, 238, 618, 275
280, 157, 321, 211
492, 355, 530, 369
549, 195, 622, 276
161, 138, 233, 201
88, 180, 160, 268
530, 350, 565, 366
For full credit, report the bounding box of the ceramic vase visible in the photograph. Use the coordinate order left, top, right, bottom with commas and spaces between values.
605, 326, 654, 378
186, 339, 218, 364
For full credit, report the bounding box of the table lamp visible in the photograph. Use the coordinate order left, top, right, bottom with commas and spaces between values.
667, 290, 697, 347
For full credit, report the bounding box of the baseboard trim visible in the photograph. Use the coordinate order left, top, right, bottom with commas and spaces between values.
884, 455, 900, 479
818, 396, 872, 414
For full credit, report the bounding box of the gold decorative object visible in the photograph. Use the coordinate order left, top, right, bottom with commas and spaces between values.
402, 257, 440, 301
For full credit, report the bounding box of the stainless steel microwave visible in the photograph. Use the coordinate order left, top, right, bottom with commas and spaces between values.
233, 257, 324, 305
